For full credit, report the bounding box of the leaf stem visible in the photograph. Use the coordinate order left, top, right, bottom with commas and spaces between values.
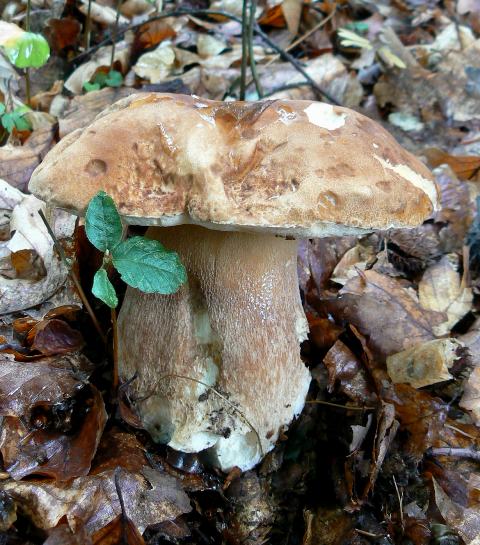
85, 0, 93, 50
109, 0, 123, 71
240, 0, 248, 100
37, 209, 107, 344
111, 306, 119, 391
248, 0, 263, 98
25, 0, 32, 105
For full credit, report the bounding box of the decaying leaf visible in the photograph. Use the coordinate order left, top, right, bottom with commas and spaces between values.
329, 270, 444, 361
92, 514, 146, 545
419, 255, 473, 336
3, 466, 192, 535
425, 148, 480, 181
281, 0, 303, 35
433, 478, 480, 545
331, 242, 377, 285
30, 318, 85, 355
387, 339, 462, 389
0, 182, 76, 314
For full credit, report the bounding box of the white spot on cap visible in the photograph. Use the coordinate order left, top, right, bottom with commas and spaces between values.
374, 155, 439, 210
304, 103, 346, 130
373, 143, 379, 149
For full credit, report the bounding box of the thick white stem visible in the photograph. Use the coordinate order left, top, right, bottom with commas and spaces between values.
117, 226, 311, 471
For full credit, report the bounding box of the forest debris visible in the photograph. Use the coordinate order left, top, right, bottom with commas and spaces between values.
92, 513, 146, 545
331, 242, 377, 285
134, 42, 176, 83
425, 148, 480, 181
30, 318, 85, 355
323, 340, 376, 403
0, 183, 76, 314
0, 347, 100, 483
281, 0, 302, 35
460, 367, 480, 424
330, 270, 444, 361
386, 339, 462, 389
3, 466, 192, 535
418, 255, 473, 336
433, 478, 480, 545
65, 38, 132, 94
302, 507, 355, 545
0, 125, 56, 192
77, 0, 129, 26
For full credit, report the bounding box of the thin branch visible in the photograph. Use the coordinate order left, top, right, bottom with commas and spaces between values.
159, 373, 264, 457
306, 400, 375, 411
248, 0, 263, 98
240, 0, 248, 100
84, 0, 93, 50
429, 447, 480, 462
109, 0, 123, 71
37, 209, 107, 344
71, 8, 339, 104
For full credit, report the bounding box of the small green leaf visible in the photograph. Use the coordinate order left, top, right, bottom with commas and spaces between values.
5, 31, 50, 68
1, 112, 15, 133
92, 268, 118, 308
11, 107, 32, 131
83, 81, 101, 92
85, 191, 123, 252
0, 103, 5, 115
105, 70, 123, 88
112, 237, 187, 294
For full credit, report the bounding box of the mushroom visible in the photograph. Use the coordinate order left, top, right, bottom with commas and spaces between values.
29, 93, 438, 471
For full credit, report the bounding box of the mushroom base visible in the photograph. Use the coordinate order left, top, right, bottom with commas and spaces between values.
117, 226, 311, 471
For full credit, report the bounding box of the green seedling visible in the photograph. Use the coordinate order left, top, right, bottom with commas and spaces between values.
85, 191, 187, 308
0, 103, 32, 133
83, 70, 123, 93
0, 22, 50, 69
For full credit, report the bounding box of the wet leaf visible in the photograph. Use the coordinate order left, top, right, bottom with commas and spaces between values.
425, 148, 480, 181
92, 514, 146, 545
30, 319, 85, 356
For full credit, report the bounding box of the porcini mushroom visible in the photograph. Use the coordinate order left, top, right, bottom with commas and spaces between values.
29, 93, 438, 471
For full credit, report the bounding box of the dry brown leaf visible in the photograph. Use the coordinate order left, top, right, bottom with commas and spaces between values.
330, 270, 444, 361
3, 466, 192, 535
92, 514, 146, 545
386, 339, 462, 389
418, 255, 473, 336
331, 242, 376, 285
425, 148, 480, 181
30, 80, 64, 112
323, 340, 376, 403
0, 125, 56, 192
77, 0, 129, 25
30, 319, 85, 355
433, 478, 480, 545
44, 18, 81, 52
44, 524, 92, 545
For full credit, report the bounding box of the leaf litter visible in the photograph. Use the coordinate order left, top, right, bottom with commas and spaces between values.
2, 0, 480, 544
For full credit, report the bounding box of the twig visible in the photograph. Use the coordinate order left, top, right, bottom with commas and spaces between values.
248, 0, 263, 98
114, 468, 127, 517
429, 447, 480, 462
306, 400, 375, 411
71, 8, 339, 104
37, 209, 107, 344
109, 0, 123, 71
111, 306, 119, 390
393, 475, 404, 529
84, 0, 93, 50
355, 529, 385, 539
159, 373, 264, 457
240, 0, 248, 100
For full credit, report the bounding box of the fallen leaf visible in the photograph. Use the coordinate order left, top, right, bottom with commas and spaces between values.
134, 42, 176, 83
3, 466, 192, 535
424, 148, 480, 181
323, 340, 376, 403
44, 524, 92, 545
0, 125, 56, 192
329, 270, 444, 361
196, 34, 227, 58
133, 19, 176, 51
331, 242, 377, 285
77, 0, 129, 26
92, 514, 146, 545
0, 184, 76, 314
30, 319, 85, 355
30, 80, 64, 112
44, 18, 81, 52
433, 478, 480, 545
387, 339, 462, 389
418, 255, 473, 336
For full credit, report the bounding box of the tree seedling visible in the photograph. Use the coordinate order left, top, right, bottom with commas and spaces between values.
0, 103, 32, 133
85, 190, 187, 309
83, 69, 123, 93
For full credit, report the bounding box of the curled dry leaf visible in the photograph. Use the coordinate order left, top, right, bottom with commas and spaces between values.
322, 340, 376, 404
419, 255, 473, 336
30, 318, 85, 355
433, 478, 480, 545
425, 148, 480, 181
92, 514, 146, 545
331, 242, 377, 285
0, 181, 76, 314
0, 125, 56, 192
329, 270, 444, 361
3, 466, 192, 536
386, 338, 463, 389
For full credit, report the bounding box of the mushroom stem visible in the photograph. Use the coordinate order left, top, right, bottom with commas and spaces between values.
117, 225, 311, 471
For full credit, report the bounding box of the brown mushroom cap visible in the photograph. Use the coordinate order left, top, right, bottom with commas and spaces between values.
29, 93, 438, 237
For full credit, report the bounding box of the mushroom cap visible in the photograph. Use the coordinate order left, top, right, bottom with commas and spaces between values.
29, 93, 438, 237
